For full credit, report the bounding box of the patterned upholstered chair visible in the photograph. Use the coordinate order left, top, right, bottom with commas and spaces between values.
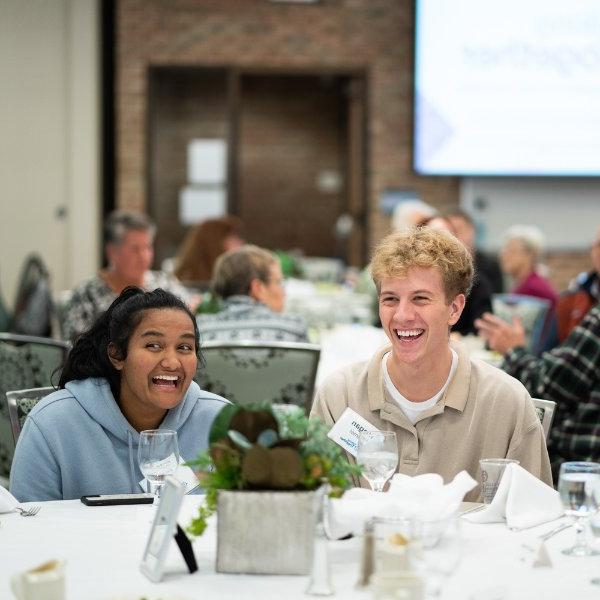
195, 341, 320, 412
0, 333, 69, 478
532, 398, 557, 441
6, 386, 54, 445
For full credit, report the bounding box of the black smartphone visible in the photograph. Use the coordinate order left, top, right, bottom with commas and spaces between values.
81, 493, 154, 506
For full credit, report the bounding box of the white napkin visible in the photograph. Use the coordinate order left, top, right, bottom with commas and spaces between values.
328, 470, 477, 539
0, 485, 19, 513
464, 463, 564, 529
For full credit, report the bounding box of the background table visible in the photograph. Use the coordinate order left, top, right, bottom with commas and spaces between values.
1, 497, 599, 599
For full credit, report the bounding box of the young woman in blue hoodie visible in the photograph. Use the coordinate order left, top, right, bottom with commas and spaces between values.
10, 287, 229, 502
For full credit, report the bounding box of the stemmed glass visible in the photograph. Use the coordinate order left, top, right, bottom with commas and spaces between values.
356, 431, 398, 492
589, 480, 600, 586
138, 429, 180, 506
557, 461, 600, 557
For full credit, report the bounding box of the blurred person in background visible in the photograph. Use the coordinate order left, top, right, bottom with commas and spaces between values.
197, 245, 307, 343
62, 211, 190, 342
422, 215, 492, 336
447, 210, 504, 294
392, 199, 437, 232
555, 225, 600, 341
174, 216, 244, 287
500, 225, 557, 307
475, 298, 600, 476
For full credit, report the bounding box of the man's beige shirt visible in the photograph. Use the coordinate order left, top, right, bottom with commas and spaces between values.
311, 342, 552, 502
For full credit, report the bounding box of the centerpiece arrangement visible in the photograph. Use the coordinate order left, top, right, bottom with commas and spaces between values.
187, 402, 360, 575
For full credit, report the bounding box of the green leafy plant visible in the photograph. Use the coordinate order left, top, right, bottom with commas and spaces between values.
186, 402, 361, 537
195, 291, 222, 315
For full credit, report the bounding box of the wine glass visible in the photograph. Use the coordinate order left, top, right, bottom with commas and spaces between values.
557, 461, 600, 557
589, 480, 600, 586
356, 431, 398, 492
138, 429, 180, 506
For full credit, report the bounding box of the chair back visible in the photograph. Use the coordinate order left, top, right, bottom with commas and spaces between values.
195, 341, 320, 412
11, 254, 55, 337
0, 279, 10, 333
532, 398, 556, 440
0, 333, 69, 477
491, 294, 551, 354
6, 386, 55, 445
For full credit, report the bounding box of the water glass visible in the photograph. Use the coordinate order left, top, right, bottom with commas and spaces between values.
479, 459, 519, 504
357, 431, 398, 492
557, 461, 600, 557
138, 429, 180, 506
590, 480, 600, 586
369, 516, 461, 599
369, 516, 424, 600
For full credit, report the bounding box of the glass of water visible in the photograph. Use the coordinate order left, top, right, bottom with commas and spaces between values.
558, 461, 600, 557
356, 431, 398, 492
138, 429, 180, 506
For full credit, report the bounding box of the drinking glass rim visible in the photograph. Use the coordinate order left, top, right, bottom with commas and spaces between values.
479, 458, 519, 465
358, 430, 397, 440
139, 429, 177, 437
560, 461, 600, 471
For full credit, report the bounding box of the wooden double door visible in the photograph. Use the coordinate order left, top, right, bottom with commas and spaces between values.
149, 68, 367, 267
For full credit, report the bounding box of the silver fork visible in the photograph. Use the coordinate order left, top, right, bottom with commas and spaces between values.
14, 505, 41, 517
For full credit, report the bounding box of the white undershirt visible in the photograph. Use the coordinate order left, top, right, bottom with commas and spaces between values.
382, 348, 458, 425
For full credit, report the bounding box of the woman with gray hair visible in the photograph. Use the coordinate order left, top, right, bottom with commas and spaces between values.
500, 224, 557, 307
62, 211, 190, 341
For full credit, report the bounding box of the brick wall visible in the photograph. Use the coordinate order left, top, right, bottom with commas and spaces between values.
117, 0, 584, 275
116, 0, 459, 260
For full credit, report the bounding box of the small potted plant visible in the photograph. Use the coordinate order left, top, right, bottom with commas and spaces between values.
186, 402, 360, 575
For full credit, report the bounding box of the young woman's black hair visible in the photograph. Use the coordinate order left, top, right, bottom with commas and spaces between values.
58, 287, 201, 400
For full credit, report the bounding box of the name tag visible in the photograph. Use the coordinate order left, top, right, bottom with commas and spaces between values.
327, 407, 380, 457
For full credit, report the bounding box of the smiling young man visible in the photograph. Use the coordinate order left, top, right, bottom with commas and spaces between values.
311, 228, 552, 500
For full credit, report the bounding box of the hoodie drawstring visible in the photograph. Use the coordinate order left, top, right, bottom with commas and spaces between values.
127, 430, 137, 493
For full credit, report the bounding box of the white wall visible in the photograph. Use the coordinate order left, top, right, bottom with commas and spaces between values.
0, 0, 100, 310
460, 178, 600, 251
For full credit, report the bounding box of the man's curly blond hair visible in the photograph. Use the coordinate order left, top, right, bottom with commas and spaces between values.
370, 228, 474, 302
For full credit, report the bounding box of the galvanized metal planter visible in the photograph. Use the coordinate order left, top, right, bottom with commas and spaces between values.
216, 489, 317, 575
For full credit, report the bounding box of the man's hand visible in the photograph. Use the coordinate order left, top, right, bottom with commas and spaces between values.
474, 312, 526, 354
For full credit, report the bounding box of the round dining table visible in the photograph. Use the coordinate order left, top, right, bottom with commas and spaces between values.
1, 496, 598, 599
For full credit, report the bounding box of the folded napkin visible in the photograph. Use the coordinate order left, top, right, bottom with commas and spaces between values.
464, 463, 564, 529
328, 470, 477, 539
0, 484, 19, 513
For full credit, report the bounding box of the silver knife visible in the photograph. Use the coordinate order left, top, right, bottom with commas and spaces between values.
538, 521, 573, 541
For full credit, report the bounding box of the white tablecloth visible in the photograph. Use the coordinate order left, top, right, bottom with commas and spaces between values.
1, 497, 599, 599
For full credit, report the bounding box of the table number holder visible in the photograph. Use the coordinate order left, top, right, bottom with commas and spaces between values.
140, 476, 197, 583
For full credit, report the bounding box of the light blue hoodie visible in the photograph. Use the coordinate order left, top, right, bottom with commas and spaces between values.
9, 378, 228, 502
